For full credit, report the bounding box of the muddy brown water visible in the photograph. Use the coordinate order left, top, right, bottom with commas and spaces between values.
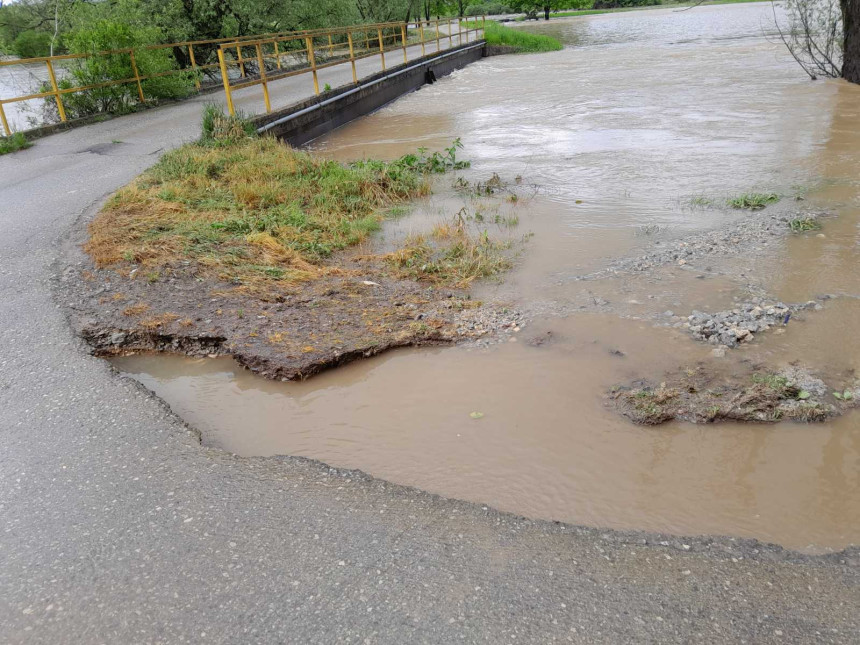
112, 3, 860, 551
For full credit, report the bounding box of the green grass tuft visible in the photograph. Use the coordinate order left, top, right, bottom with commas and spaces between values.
0, 132, 32, 155
728, 193, 781, 210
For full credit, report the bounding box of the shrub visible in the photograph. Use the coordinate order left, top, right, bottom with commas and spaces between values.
12, 30, 52, 59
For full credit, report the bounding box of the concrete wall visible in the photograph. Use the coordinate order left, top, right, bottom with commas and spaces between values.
253, 41, 485, 146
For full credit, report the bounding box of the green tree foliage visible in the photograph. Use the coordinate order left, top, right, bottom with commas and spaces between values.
509, 0, 568, 19
12, 29, 52, 57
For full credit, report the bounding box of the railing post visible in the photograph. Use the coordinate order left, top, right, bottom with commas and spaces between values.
347, 32, 358, 83
305, 36, 320, 95
128, 50, 146, 103
419, 21, 426, 56
448, 18, 453, 47
188, 44, 201, 90
274, 40, 282, 69
217, 48, 235, 116
458, 18, 463, 45
255, 43, 271, 112
377, 27, 386, 71
0, 102, 11, 137
436, 20, 440, 52
328, 34, 334, 57
400, 24, 408, 64
236, 44, 246, 77
45, 59, 67, 123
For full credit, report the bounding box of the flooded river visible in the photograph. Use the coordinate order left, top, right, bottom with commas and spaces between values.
113, 3, 860, 550
0, 62, 49, 133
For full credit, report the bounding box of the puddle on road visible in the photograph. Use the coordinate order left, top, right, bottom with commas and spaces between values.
113, 4, 860, 550
113, 308, 860, 551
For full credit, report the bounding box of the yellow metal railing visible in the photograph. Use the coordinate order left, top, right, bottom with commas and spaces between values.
0, 18, 484, 136
216, 17, 485, 117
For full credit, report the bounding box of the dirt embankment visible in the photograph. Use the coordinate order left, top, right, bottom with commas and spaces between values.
62, 260, 522, 381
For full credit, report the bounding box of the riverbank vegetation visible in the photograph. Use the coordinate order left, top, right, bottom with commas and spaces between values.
0, 132, 31, 155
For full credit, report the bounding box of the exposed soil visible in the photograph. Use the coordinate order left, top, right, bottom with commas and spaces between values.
61, 253, 524, 381
609, 363, 859, 425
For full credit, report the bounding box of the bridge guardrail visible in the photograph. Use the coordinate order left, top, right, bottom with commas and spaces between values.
0, 17, 484, 137
216, 17, 485, 117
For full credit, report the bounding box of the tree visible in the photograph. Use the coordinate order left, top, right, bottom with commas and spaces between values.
510, 0, 566, 20
844, 0, 860, 82
770, 0, 860, 84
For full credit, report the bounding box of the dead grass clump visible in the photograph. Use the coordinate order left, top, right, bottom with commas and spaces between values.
122, 303, 149, 316
138, 313, 180, 330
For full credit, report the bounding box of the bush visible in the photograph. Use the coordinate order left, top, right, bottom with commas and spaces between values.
47, 20, 194, 119
12, 30, 52, 59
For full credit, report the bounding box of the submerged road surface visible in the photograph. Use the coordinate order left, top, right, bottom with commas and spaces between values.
1, 15, 859, 645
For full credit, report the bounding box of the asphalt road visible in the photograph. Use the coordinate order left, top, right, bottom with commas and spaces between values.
1, 47, 859, 644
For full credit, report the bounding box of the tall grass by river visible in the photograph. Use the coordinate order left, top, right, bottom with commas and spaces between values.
477, 21, 564, 52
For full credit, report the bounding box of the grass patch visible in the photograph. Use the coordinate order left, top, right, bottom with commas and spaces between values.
86, 108, 490, 296
88, 130, 434, 291
474, 21, 563, 53
789, 217, 821, 233
0, 132, 32, 155
728, 193, 781, 210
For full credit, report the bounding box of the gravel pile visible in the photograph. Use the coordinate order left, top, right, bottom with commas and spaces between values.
678, 299, 822, 348
577, 210, 826, 281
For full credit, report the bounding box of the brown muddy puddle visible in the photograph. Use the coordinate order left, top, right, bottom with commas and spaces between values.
113, 4, 860, 550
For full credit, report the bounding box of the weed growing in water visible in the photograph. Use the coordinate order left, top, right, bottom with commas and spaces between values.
689, 194, 714, 207
353, 138, 470, 175
789, 217, 822, 233
728, 193, 781, 210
